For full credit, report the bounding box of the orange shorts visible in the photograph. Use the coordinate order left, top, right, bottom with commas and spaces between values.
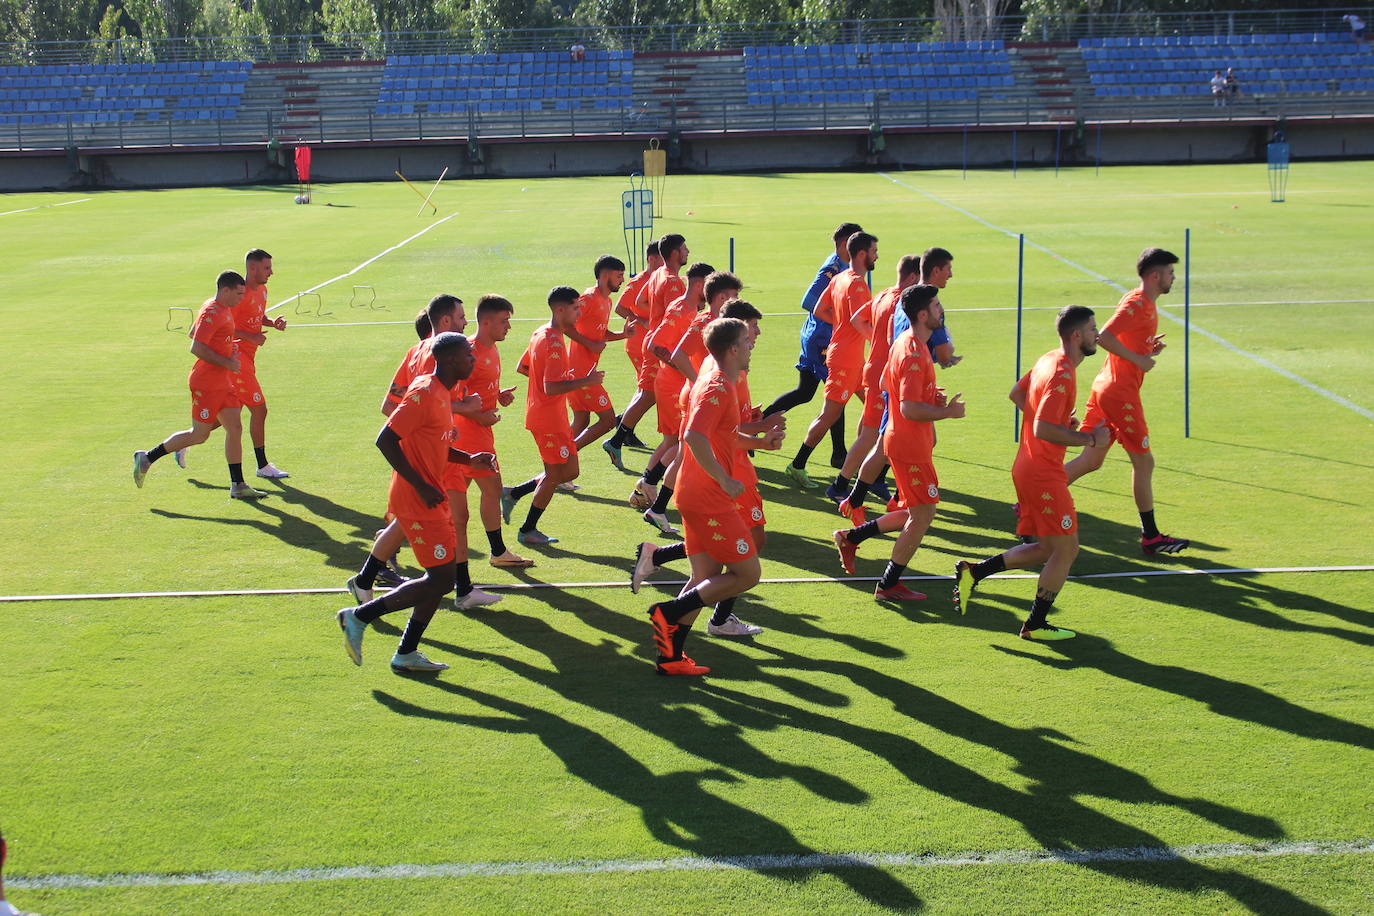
682, 507, 758, 565
1082, 388, 1150, 454
860, 384, 885, 428
234, 355, 265, 408
397, 513, 458, 569
569, 383, 613, 414
892, 459, 940, 508
443, 457, 498, 493
191, 385, 239, 425
626, 339, 644, 375
637, 359, 659, 392
736, 484, 766, 529
655, 377, 684, 436
1012, 473, 1077, 539
532, 427, 575, 465
823, 365, 863, 404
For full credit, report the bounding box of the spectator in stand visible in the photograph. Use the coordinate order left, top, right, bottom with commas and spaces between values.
1210, 70, 1226, 107
1225, 68, 1241, 102
570, 40, 586, 62
1343, 14, 1366, 45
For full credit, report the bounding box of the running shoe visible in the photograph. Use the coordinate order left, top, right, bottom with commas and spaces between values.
838, 497, 866, 527
455, 587, 503, 610
345, 575, 372, 605
255, 462, 290, 479
1142, 533, 1190, 555
630, 541, 657, 595
869, 479, 892, 503
707, 614, 764, 636
643, 509, 680, 536
390, 650, 449, 672
517, 528, 559, 545
624, 429, 648, 448
656, 657, 710, 676
229, 482, 267, 500
886, 498, 901, 513
556, 481, 580, 493
375, 563, 406, 589
489, 550, 535, 568
874, 583, 927, 601
823, 479, 848, 504
602, 440, 625, 471
337, 608, 366, 665
832, 529, 857, 575
132, 450, 150, 488
953, 560, 976, 615
784, 464, 817, 489
499, 486, 517, 524
174, 448, 188, 468
1019, 622, 1076, 641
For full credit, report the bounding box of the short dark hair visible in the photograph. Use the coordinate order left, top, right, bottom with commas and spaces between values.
686, 261, 715, 282
427, 294, 461, 326
833, 222, 863, 243
646, 241, 660, 258
897, 253, 922, 280
245, 248, 272, 263
921, 247, 953, 277
1137, 247, 1179, 277
704, 270, 742, 301
658, 233, 686, 258
430, 331, 469, 359
217, 270, 245, 290
848, 231, 878, 259
901, 284, 939, 325
414, 309, 432, 340
1057, 304, 1095, 338
721, 298, 762, 321
705, 317, 747, 358
595, 254, 626, 277
548, 285, 579, 307
476, 294, 514, 319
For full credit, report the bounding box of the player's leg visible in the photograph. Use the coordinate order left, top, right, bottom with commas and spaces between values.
874, 502, 936, 601
629, 538, 688, 593
786, 395, 846, 487
448, 484, 501, 609
707, 506, 767, 636
631, 435, 676, 510
831, 508, 906, 574
519, 443, 578, 544
476, 474, 532, 567
218, 406, 265, 499
574, 405, 618, 451
643, 437, 681, 535
763, 367, 820, 417
1019, 532, 1079, 640
830, 417, 878, 502
347, 519, 406, 603
604, 386, 656, 458
570, 408, 590, 438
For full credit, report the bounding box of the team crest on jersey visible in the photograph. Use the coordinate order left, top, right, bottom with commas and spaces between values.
252, 393, 262, 404
199, 408, 210, 420
927, 484, 938, 499
750, 506, 763, 522
1141, 436, 1150, 448
598, 396, 608, 407
559, 446, 569, 458
735, 538, 749, 555
1061, 514, 1072, 530
433, 544, 447, 560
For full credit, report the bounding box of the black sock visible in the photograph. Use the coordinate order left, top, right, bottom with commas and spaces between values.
228, 463, 244, 484
709, 596, 736, 627
878, 561, 906, 590
846, 478, 870, 505
792, 443, 815, 470
353, 595, 389, 625
650, 485, 673, 515
670, 617, 694, 659
520, 505, 545, 534
832, 474, 850, 493
643, 461, 666, 485
253, 446, 268, 468
147, 444, 168, 464
845, 520, 882, 545
659, 586, 705, 622
357, 553, 386, 590
486, 528, 507, 556
397, 613, 432, 654
454, 560, 472, 597
1140, 510, 1160, 539
652, 542, 687, 566
608, 422, 630, 448
972, 555, 1007, 582
873, 466, 890, 490
1027, 592, 1056, 628
829, 413, 847, 455
511, 477, 539, 500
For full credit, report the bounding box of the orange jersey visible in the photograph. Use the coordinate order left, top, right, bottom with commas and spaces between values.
453, 335, 501, 453
675, 310, 712, 375
881, 329, 939, 465
618, 270, 654, 355
386, 374, 459, 521
733, 367, 759, 489
678, 365, 742, 516
1014, 349, 1078, 480
863, 284, 902, 393
648, 296, 706, 395
232, 284, 267, 358
188, 296, 238, 388
821, 268, 872, 370
386, 337, 436, 407
644, 265, 686, 333
569, 285, 613, 375
1092, 287, 1157, 396
522, 324, 573, 433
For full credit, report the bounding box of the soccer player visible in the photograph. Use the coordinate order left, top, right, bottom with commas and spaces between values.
232, 248, 290, 480
832, 285, 965, 600
612, 240, 664, 447
603, 233, 688, 469
953, 305, 1108, 641
1063, 248, 1189, 555
763, 222, 863, 468
647, 317, 779, 675
784, 231, 877, 489
567, 255, 632, 449
337, 332, 496, 672
501, 287, 606, 545
133, 270, 266, 500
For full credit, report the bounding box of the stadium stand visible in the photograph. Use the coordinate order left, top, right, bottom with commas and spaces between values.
0, 61, 250, 126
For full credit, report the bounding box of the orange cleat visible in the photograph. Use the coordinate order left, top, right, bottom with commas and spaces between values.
875, 583, 927, 601
838, 498, 867, 526
886, 498, 902, 514
832, 529, 857, 575
648, 605, 678, 659
656, 657, 710, 676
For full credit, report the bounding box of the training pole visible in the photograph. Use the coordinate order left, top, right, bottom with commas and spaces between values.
1095, 123, 1102, 176
1011, 130, 1017, 177
962, 126, 969, 179
1185, 227, 1191, 439
395, 170, 429, 206
1054, 126, 1062, 177
416, 166, 448, 216
729, 236, 735, 272
1014, 233, 1025, 442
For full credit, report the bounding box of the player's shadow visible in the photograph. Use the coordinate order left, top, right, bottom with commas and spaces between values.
266, 480, 392, 543
150, 496, 357, 572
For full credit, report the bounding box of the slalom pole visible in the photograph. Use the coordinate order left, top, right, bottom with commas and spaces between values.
1185, 227, 1191, 438
417, 166, 448, 216
1014, 233, 1025, 442
395, 170, 429, 205
729, 236, 735, 273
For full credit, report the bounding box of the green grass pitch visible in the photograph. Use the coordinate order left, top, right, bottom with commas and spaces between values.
1, 161, 1372, 914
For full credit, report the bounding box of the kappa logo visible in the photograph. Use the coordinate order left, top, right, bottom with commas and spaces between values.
750, 506, 763, 522
199, 408, 210, 420
433, 543, 447, 561
711, 533, 724, 541
927, 483, 938, 499
735, 538, 750, 555
1061, 514, 1073, 530
707, 518, 720, 527
414, 536, 426, 545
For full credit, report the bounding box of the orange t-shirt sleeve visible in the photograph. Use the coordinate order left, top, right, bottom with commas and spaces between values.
685, 380, 731, 438
847, 281, 872, 326
1033, 378, 1072, 426
191, 307, 221, 345
386, 356, 412, 403
386, 386, 428, 438
1102, 302, 1149, 343
540, 337, 567, 385
1016, 371, 1032, 394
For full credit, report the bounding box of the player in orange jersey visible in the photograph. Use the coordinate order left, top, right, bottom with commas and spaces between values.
612, 240, 663, 448
832, 285, 965, 600
231, 248, 290, 481
567, 255, 633, 455
603, 233, 688, 470
785, 232, 877, 490
337, 332, 496, 672
133, 270, 263, 499
953, 306, 1108, 641
647, 317, 782, 675
1065, 248, 1189, 556
501, 287, 606, 545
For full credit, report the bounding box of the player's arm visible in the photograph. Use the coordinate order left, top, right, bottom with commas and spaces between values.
375, 426, 443, 508
800, 264, 837, 314
1007, 373, 1030, 411
667, 338, 697, 383
900, 394, 965, 422
234, 328, 268, 347
603, 323, 632, 342
849, 295, 874, 339
564, 324, 606, 354
814, 288, 836, 325
545, 370, 604, 395
684, 429, 744, 498
1034, 418, 1105, 448
190, 340, 239, 372
448, 447, 496, 471
1098, 329, 1156, 372
934, 342, 962, 368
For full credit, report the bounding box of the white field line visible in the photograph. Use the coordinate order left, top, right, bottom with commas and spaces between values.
876, 172, 1374, 422
12, 838, 1374, 890
2, 565, 1371, 604
0, 197, 92, 216
266, 214, 457, 314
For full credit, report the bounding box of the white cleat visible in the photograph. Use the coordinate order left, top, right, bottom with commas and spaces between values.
390, 650, 449, 672
628, 478, 656, 510
556, 481, 580, 492
455, 586, 503, 610
256, 462, 290, 479
229, 481, 267, 500
707, 614, 764, 637
174, 448, 188, 468
630, 541, 657, 595
643, 509, 680, 537
346, 575, 372, 605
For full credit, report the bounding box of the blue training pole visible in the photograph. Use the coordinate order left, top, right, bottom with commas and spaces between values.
1014, 233, 1025, 442
1185, 227, 1191, 438
729, 236, 735, 273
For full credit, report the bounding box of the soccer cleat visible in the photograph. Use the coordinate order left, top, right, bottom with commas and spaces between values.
823, 479, 848, 504
489, 550, 535, 568
455, 587, 503, 610
953, 561, 976, 615
832, 529, 857, 575
517, 528, 559, 545
1019, 622, 1077, 641
390, 650, 449, 672
499, 487, 517, 524
556, 481, 580, 493
875, 583, 927, 601
623, 429, 648, 448
656, 657, 710, 676
869, 479, 892, 503
630, 541, 657, 595
132, 450, 151, 488
838, 498, 866, 527
174, 447, 188, 469
255, 462, 290, 479
643, 509, 680, 537
784, 464, 818, 489
648, 604, 678, 659
707, 614, 764, 637
886, 498, 902, 514
345, 575, 372, 605
375, 563, 406, 589
1142, 533, 1190, 556
229, 481, 267, 500
337, 608, 366, 666
628, 478, 655, 510
602, 440, 625, 471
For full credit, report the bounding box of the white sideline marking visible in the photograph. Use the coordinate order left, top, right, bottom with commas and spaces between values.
0, 197, 92, 216
2, 565, 1371, 604
12, 838, 1373, 890
266, 214, 458, 313
876, 172, 1374, 422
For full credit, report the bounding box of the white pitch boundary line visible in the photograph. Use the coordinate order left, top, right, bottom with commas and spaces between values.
0, 196, 92, 217
2, 565, 1370, 604
12, 838, 1373, 890
266, 214, 458, 314
876, 172, 1374, 423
